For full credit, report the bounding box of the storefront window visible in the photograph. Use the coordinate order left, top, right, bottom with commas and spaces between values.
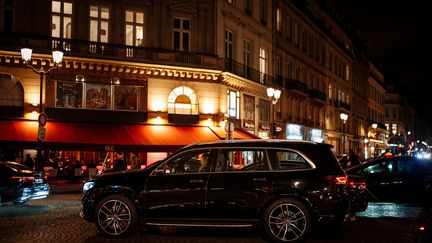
56, 82, 83, 108
86, 83, 111, 110
114, 86, 137, 111
55, 77, 140, 111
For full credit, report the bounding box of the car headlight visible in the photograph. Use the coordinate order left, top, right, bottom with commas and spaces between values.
83, 181, 95, 192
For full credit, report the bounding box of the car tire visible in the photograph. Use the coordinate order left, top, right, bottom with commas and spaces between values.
94, 194, 139, 238
263, 198, 311, 243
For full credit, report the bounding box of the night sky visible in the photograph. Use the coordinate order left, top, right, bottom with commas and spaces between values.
329, 0, 432, 132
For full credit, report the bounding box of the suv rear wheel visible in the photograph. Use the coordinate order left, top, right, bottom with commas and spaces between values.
263, 198, 311, 243
95, 195, 138, 237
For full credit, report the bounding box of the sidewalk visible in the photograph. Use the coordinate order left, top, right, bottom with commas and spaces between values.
48, 179, 83, 194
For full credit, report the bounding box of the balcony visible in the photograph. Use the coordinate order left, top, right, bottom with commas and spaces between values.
0, 32, 220, 70
333, 100, 351, 111
285, 78, 309, 98
224, 58, 274, 86
309, 89, 326, 105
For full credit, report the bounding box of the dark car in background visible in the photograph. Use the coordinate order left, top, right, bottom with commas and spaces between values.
346, 155, 432, 204
0, 161, 50, 205
81, 140, 353, 242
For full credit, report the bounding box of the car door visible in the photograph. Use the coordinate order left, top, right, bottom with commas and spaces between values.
394, 157, 431, 202
205, 147, 272, 219
143, 149, 211, 219
361, 158, 396, 201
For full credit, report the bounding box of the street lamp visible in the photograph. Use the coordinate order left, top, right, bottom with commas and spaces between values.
267, 87, 281, 138
21, 47, 64, 171
340, 112, 348, 154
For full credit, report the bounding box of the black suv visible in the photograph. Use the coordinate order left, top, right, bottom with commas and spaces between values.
80, 140, 352, 242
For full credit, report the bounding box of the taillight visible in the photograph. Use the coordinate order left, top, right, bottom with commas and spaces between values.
419, 226, 425, 231
326, 175, 348, 185
11, 176, 35, 183
348, 181, 367, 190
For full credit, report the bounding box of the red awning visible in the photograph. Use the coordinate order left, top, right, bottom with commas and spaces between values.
0, 120, 222, 150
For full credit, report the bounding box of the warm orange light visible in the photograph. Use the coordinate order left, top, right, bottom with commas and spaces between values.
149, 116, 166, 125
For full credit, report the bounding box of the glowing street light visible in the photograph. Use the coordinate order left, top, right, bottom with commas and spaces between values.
267, 87, 281, 138
21, 47, 64, 171
340, 113, 348, 154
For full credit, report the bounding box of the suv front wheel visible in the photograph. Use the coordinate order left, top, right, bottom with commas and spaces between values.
95, 195, 139, 237
263, 198, 311, 243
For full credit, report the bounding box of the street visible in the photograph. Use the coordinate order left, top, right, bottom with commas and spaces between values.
0, 193, 421, 243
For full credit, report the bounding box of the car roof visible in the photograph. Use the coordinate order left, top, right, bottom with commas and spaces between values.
178, 139, 333, 151
346, 155, 419, 172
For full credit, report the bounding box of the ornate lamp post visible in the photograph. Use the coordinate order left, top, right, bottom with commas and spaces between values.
340, 112, 348, 154
21, 47, 64, 171
267, 87, 281, 138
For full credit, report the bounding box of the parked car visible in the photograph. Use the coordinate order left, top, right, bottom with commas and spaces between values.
345, 155, 432, 204
0, 161, 50, 205
80, 140, 354, 242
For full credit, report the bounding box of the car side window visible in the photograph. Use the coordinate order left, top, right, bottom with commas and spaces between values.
153, 150, 211, 175
268, 149, 311, 171
215, 149, 268, 172
363, 160, 394, 175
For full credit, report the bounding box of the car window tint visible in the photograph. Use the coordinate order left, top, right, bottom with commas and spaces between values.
154, 150, 211, 175
268, 149, 311, 171
395, 158, 413, 174
363, 160, 394, 175
215, 149, 268, 172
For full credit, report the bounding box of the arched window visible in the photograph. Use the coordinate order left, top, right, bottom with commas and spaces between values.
0, 73, 23, 106
167, 86, 198, 114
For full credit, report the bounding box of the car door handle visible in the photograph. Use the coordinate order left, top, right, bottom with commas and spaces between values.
189, 179, 204, 183
252, 177, 267, 182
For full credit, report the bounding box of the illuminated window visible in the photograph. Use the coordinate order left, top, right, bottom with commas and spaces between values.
55, 77, 138, 111
227, 90, 240, 119
168, 86, 198, 115
51, 1, 72, 39
259, 48, 266, 83
276, 8, 281, 32
173, 17, 190, 51
125, 10, 144, 47
90, 5, 109, 43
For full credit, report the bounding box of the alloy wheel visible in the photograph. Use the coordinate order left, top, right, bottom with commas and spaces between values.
97, 199, 132, 236
267, 202, 307, 242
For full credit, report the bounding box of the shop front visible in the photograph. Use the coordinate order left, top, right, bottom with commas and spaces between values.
285, 123, 324, 143
0, 120, 257, 177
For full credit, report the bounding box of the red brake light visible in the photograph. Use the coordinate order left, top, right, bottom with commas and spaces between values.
348, 181, 367, 190
11, 176, 35, 183
419, 226, 425, 231
326, 175, 347, 185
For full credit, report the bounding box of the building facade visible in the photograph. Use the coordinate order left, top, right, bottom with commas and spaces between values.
1, 0, 406, 169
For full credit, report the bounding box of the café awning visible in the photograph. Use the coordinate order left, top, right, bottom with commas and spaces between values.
0, 120, 258, 151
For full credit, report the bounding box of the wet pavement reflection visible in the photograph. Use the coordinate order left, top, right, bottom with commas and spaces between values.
356, 202, 422, 218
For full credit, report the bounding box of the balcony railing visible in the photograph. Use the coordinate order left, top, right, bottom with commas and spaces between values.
224, 58, 274, 86
334, 100, 351, 110
309, 89, 326, 102
0, 33, 220, 70
285, 78, 309, 94
0, 33, 280, 87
